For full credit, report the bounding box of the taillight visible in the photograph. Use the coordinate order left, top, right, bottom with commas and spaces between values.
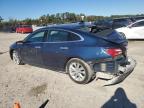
106, 48, 122, 58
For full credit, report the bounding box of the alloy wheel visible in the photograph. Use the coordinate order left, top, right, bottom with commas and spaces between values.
69, 62, 86, 81
13, 51, 20, 64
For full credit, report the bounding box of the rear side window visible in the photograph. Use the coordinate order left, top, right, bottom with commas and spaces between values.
69, 32, 81, 41
47, 30, 81, 42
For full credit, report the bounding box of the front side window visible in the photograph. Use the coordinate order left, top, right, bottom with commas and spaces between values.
47, 30, 81, 42
25, 31, 45, 42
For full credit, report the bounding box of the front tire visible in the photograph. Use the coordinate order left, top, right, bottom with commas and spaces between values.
66, 58, 95, 84
12, 50, 23, 65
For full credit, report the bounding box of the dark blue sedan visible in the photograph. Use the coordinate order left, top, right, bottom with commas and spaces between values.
9, 22, 136, 85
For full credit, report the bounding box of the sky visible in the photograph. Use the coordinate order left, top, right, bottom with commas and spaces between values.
0, 0, 144, 20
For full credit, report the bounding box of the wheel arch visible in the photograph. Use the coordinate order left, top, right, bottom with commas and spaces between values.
65, 56, 95, 84
64, 56, 86, 72
10, 49, 14, 60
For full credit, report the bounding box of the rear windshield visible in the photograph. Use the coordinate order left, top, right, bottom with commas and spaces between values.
77, 26, 126, 41
77, 25, 111, 34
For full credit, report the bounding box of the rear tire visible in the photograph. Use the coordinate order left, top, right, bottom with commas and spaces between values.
66, 58, 95, 84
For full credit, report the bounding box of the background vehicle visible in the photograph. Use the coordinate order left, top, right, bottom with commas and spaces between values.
112, 18, 133, 29
94, 18, 134, 30
94, 19, 113, 29
132, 16, 144, 21
9, 22, 136, 85
16, 25, 33, 33
116, 19, 144, 39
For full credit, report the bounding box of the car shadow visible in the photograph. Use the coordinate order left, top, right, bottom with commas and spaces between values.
101, 87, 137, 108
0, 51, 8, 55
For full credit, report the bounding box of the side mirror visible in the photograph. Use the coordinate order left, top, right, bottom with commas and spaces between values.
16, 40, 24, 45
16, 40, 32, 44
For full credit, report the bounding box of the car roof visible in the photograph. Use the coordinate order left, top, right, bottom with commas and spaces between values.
129, 19, 144, 25
135, 19, 144, 22
42, 22, 95, 30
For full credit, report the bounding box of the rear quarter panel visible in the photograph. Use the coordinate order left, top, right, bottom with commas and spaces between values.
66, 32, 112, 62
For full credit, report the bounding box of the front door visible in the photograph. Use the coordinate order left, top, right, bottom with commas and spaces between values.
20, 30, 46, 66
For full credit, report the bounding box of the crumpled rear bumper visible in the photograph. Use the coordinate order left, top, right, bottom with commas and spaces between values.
104, 57, 136, 86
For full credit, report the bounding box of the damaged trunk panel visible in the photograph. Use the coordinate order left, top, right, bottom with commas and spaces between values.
95, 57, 136, 86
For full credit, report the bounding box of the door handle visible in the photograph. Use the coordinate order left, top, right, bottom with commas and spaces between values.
60, 47, 69, 50
35, 46, 41, 49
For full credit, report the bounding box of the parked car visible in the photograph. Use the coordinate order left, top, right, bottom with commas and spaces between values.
132, 16, 144, 21
9, 22, 136, 85
94, 18, 134, 30
16, 25, 33, 33
94, 19, 112, 29
116, 19, 144, 39
112, 18, 133, 29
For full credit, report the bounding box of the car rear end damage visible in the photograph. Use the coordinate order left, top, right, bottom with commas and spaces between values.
87, 50, 136, 85
87, 29, 136, 85
98, 57, 136, 86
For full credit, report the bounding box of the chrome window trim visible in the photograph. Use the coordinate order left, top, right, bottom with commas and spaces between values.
25, 28, 84, 44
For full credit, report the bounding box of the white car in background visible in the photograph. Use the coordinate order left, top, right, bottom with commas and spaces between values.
116, 19, 144, 39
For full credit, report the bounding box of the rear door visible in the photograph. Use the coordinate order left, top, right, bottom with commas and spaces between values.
20, 30, 46, 66
42, 29, 82, 69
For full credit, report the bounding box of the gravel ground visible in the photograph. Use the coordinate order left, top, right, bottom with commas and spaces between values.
0, 32, 144, 108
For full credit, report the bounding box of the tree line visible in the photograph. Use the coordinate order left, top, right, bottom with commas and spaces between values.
1, 12, 144, 27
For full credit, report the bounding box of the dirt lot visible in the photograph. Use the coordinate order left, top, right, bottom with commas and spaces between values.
0, 32, 144, 108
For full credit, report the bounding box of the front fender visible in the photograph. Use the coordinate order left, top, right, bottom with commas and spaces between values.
9, 42, 21, 59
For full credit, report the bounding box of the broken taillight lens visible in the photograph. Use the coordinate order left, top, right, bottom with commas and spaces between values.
106, 48, 122, 58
